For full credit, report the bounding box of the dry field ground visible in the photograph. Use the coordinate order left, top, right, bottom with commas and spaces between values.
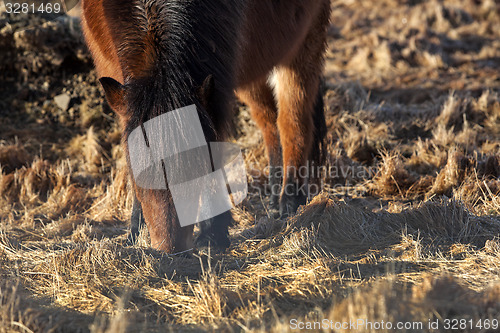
0, 0, 499, 332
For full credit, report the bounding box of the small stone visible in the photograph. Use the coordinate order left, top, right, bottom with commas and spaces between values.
54, 93, 71, 111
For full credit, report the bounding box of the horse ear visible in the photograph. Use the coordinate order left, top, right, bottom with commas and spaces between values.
99, 77, 127, 117
199, 74, 215, 107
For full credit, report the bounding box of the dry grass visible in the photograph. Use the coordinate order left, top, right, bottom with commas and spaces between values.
1, 0, 499, 331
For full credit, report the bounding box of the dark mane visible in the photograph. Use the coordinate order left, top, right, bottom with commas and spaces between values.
102, 0, 247, 137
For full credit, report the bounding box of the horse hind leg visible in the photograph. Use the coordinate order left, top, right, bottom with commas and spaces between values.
236, 80, 282, 216
274, 68, 316, 217
274, 6, 329, 218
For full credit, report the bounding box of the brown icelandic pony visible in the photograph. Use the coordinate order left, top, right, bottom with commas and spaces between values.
81, 0, 330, 253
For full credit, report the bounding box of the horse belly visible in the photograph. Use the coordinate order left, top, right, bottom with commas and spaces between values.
236, 0, 324, 86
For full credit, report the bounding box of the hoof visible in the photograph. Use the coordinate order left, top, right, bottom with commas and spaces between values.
195, 233, 230, 254
195, 211, 232, 253
269, 193, 280, 217
279, 192, 307, 219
